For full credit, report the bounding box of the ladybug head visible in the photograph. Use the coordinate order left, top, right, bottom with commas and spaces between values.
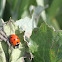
15, 43, 19, 48
15, 43, 19, 46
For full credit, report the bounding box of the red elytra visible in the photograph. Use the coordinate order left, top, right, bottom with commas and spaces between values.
10, 34, 20, 46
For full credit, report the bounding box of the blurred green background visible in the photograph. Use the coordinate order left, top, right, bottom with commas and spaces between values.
0, 0, 62, 29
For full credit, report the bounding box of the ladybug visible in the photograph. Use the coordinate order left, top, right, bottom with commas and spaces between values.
10, 34, 20, 46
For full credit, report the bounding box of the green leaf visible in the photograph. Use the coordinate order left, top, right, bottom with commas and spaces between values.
29, 22, 54, 62
1, 41, 9, 62
0, 42, 6, 62
9, 43, 25, 62
2, 20, 30, 62
28, 22, 62, 62
4, 20, 22, 36
52, 30, 62, 62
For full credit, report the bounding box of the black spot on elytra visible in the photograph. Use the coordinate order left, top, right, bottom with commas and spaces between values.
17, 42, 18, 43
14, 39, 15, 41
11, 37, 12, 38
11, 42, 13, 43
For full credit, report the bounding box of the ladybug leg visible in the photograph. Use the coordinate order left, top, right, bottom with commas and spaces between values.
16, 45, 19, 48
14, 46, 18, 48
